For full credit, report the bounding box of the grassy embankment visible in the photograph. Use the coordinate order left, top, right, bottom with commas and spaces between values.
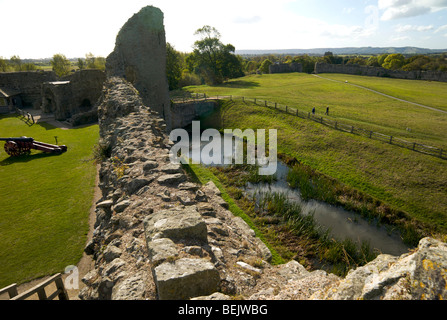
182, 73, 447, 242
0, 115, 98, 288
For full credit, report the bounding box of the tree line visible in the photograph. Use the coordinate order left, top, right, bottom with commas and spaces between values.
0, 53, 105, 77
320, 51, 447, 72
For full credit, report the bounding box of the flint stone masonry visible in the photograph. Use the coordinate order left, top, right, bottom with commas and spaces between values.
106, 5, 172, 131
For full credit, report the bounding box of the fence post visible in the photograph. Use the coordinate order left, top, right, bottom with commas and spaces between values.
413, 143, 416, 151
389, 136, 393, 144
351, 126, 354, 133
369, 131, 373, 138
265, 101, 267, 107
440, 149, 443, 158
275, 103, 277, 109
296, 109, 298, 116
285, 106, 288, 113
242, 96, 245, 102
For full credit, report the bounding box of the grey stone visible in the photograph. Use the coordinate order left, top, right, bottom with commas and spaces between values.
160, 163, 182, 174
143, 160, 159, 172
103, 245, 123, 262
147, 238, 179, 265
126, 178, 152, 194
312, 237, 447, 300
153, 258, 220, 300
113, 200, 131, 213
157, 173, 186, 186
143, 206, 207, 242
112, 272, 146, 300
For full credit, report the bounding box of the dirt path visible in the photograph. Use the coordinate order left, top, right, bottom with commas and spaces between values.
313, 74, 447, 115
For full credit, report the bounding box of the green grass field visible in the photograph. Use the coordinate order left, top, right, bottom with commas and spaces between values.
185, 73, 447, 149
0, 115, 98, 288
184, 73, 447, 237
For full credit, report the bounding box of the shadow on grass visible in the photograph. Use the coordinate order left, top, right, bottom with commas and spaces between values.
0, 152, 61, 166
216, 80, 260, 89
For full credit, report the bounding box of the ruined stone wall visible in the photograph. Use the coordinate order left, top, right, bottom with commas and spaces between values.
79, 76, 447, 301
106, 6, 172, 131
41, 69, 105, 121
269, 63, 303, 74
170, 101, 218, 129
0, 71, 57, 108
315, 62, 447, 82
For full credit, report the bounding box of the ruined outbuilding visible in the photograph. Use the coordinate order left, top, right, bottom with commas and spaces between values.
41, 69, 105, 121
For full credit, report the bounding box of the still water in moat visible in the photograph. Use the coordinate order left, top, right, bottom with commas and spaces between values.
184, 130, 410, 256
243, 161, 410, 256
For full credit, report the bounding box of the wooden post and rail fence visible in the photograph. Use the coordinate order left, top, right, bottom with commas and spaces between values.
171, 93, 446, 161
0, 273, 68, 300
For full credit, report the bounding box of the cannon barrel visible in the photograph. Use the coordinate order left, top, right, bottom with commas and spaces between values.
0, 137, 34, 143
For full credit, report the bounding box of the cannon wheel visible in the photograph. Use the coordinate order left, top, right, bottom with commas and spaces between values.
4, 141, 21, 156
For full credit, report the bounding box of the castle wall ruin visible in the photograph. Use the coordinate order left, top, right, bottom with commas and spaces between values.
315, 62, 447, 82
106, 6, 172, 131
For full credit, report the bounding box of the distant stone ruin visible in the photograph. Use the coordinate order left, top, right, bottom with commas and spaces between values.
0, 69, 105, 123
315, 62, 447, 82
41, 69, 105, 121
106, 6, 172, 131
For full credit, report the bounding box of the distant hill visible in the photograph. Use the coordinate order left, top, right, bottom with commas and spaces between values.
236, 47, 447, 56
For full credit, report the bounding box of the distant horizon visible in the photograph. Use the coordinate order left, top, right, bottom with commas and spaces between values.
7, 46, 446, 61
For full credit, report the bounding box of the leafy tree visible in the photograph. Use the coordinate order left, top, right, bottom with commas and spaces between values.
367, 56, 380, 67
346, 57, 367, 65
378, 54, 389, 67
292, 55, 318, 74
402, 55, 431, 71
166, 43, 183, 90
382, 53, 405, 70
85, 53, 106, 70
77, 58, 85, 70
259, 59, 273, 74
22, 63, 37, 71
0, 57, 8, 72
10, 55, 22, 71
51, 54, 71, 77
188, 25, 244, 85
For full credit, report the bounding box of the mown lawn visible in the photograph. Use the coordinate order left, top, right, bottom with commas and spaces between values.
185, 73, 447, 149
0, 115, 98, 288
185, 75, 447, 237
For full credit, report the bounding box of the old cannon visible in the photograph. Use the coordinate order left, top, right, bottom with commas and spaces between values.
0, 137, 67, 157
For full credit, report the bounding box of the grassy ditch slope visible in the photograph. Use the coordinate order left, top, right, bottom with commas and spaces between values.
184, 73, 447, 238
0, 115, 98, 288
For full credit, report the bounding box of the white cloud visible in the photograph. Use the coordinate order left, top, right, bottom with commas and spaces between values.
435, 24, 447, 32
395, 24, 434, 32
379, 0, 447, 20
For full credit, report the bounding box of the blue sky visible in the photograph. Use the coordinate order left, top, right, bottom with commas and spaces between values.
1, 0, 446, 59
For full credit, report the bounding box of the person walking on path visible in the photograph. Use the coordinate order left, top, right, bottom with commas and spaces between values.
312, 107, 315, 115
325, 106, 329, 116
